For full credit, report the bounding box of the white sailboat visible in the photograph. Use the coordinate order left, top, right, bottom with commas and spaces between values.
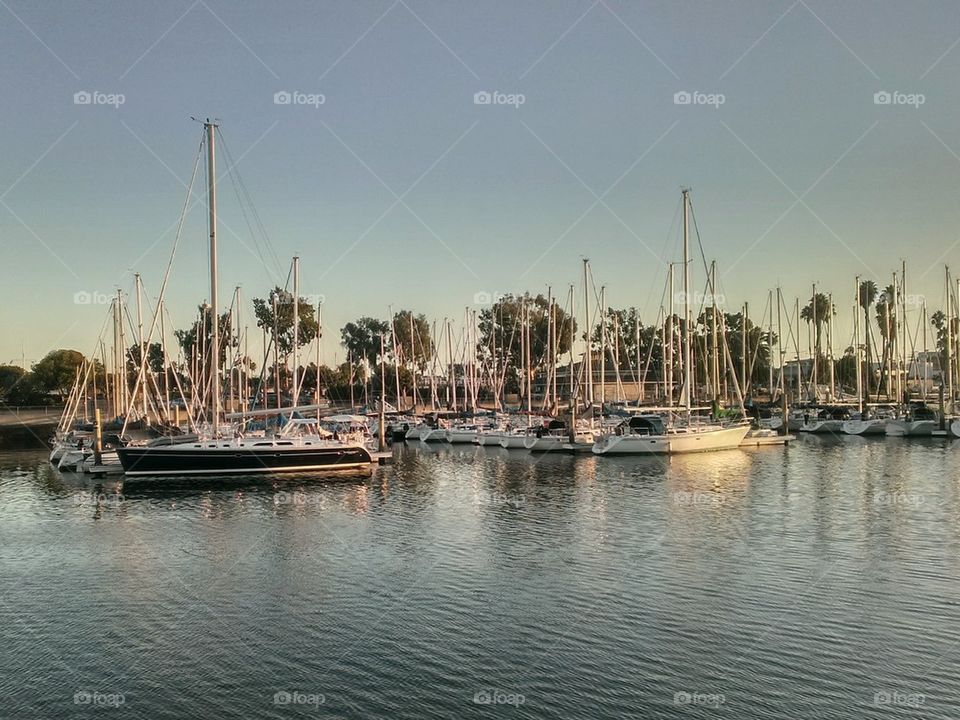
592, 189, 749, 456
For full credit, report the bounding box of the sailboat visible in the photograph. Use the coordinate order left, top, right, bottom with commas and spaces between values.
592, 189, 749, 456
117, 121, 372, 477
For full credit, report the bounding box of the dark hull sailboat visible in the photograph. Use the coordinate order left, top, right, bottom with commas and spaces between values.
117, 439, 373, 477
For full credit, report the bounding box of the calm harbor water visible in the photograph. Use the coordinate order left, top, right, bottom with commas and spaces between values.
2, 439, 960, 719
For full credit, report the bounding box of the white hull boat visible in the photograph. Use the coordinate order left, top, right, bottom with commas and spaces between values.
886, 419, 937, 437
418, 426, 446, 443
949, 419, 960, 438
592, 415, 750, 455
403, 424, 424, 442
799, 419, 844, 434
499, 431, 531, 449
741, 428, 794, 446
445, 427, 480, 444
842, 418, 887, 436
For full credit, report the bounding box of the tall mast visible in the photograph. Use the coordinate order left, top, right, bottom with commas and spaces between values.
205, 119, 220, 436
569, 284, 575, 406
524, 298, 532, 416
447, 319, 456, 411
767, 290, 774, 399
709, 262, 718, 402
946, 268, 952, 404
292, 256, 300, 406
854, 276, 862, 414
546, 286, 553, 412
742, 302, 748, 397
599, 285, 606, 415
135, 272, 147, 420
828, 293, 835, 400
901, 261, 908, 403
409, 310, 418, 413
635, 313, 642, 405
667, 264, 674, 405
582, 258, 592, 409
811, 283, 818, 399
682, 189, 692, 419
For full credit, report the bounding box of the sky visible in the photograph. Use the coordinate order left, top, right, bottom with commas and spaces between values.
3, 0, 960, 368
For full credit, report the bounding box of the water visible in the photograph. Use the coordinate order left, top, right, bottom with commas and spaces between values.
2, 439, 960, 719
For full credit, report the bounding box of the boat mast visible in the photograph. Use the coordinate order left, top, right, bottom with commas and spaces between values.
292, 256, 299, 407
811, 283, 818, 400
711, 262, 719, 404
599, 284, 606, 414
767, 290, 774, 400
667, 263, 674, 405
742, 301, 749, 399
524, 298, 532, 417
582, 258, 592, 410
546, 286, 553, 412
682, 189, 692, 420
135, 272, 147, 421
827, 293, 835, 401
409, 310, 418, 413
901, 261, 908, 403
854, 276, 862, 415
205, 119, 220, 437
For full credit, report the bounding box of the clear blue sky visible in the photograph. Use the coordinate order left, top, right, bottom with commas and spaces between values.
3, 0, 960, 366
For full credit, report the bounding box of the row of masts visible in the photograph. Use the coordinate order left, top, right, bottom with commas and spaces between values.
57, 128, 960, 434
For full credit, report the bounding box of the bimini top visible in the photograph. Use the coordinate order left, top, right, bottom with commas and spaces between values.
625, 414, 667, 435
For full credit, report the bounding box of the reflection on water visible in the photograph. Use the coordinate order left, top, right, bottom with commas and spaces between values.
2, 437, 960, 719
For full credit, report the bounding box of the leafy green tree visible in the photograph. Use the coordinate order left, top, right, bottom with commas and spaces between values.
874, 284, 898, 396
800, 292, 833, 360
252, 288, 319, 358
391, 310, 433, 372
32, 349, 85, 400
0, 365, 27, 402
341, 317, 390, 375
476, 294, 576, 393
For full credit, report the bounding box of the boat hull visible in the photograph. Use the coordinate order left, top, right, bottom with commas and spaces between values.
524, 435, 567, 453
841, 419, 887, 436
593, 424, 750, 455
499, 434, 529, 449
799, 419, 844, 434
117, 444, 372, 476
445, 429, 478, 444
886, 419, 937, 437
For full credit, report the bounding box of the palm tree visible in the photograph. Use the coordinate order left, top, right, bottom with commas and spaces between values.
875, 284, 898, 400
800, 292, 833, 361
858, 280, 878, 393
